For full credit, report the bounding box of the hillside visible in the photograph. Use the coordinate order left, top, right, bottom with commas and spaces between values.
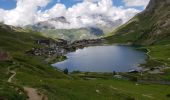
40, 28, 103, 41
105, 0, 170, 82
106, 0, 170, 45
1, 23, 170, 100
0, 23, 67, 99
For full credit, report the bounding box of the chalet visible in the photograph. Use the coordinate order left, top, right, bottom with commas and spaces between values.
56, 39, 68, 46
36, 40, 51, 45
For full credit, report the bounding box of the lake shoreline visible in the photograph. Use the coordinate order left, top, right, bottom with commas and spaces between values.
52, 43, 170, 83
53, 45, 147, 73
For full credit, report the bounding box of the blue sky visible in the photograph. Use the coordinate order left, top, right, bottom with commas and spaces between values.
0, 0, 144, 10
0, 0, 16, 10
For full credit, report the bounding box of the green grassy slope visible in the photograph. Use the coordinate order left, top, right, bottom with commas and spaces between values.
0, 24, 133, 100
1, 24, 170, 100
0, 24, 67, 99
0, 24, 131, 100
105, 0, 170, 45
18, 78, 170, 100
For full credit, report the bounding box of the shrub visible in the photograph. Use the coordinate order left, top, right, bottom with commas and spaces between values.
166, 94, 170, 97
126, 97, 135, 100
63, 68, 68, 74
130, 77, 138, 82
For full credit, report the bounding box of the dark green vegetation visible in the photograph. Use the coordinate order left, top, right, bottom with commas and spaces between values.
105, 0, 170, 81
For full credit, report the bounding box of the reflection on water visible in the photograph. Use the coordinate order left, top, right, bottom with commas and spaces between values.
52, 45, 146, 72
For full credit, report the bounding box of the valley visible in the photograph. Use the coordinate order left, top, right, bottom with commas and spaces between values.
0, 0, 170, 100
1, 20, 170, 100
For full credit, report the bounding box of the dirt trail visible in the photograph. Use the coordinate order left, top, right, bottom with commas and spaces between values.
7, 70, 47, 100
7, 71, 16, 82
24, 87, 46, 100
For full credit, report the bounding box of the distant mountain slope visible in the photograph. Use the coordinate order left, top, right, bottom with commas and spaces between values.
0, 23, 44, 52
27, 16, 122, 41
26, 16, 103, 41
106, 0, 170, 45
40, 28, 103, 41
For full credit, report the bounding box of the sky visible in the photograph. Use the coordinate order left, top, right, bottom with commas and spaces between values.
0, 0, 148, 10
0, 0, 150, 28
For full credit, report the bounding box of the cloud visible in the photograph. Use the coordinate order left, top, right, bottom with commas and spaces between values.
38, 3, 66, 20
123, 0, 150, 7
37, 0, 140, 29
0, 0, 141, 29
74, 0, 101, 2
0, 9, 5, 21
1, 0, 50, 26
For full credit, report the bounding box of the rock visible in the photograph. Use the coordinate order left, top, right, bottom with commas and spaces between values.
135, 83, 139, 86
114, 75, 122, 79
96, 90, 100, 94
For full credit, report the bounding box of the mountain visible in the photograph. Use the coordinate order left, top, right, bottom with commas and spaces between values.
50, 16, 70, 24
26, 16, 103, 41
105, 0, 170, 45
29, 16, 70, 30
39, 27, 104, 41
27, 15, 122, 41
90, 14, 123, 33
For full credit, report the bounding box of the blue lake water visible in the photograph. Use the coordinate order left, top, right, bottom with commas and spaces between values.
52, 45, 147, 72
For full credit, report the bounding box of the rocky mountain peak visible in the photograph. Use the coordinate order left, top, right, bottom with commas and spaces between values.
50, 16, 70, 24
145, 0, 170, 13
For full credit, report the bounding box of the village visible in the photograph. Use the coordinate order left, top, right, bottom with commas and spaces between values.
26, 38, 104, 58
71, 39, 104, 48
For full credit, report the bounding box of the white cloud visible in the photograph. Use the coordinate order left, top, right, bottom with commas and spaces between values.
0, 0, 141, 29
123, 0, 150, 8
0, 9, 6, 22
1, 0, 50, 26
38, 3, 66, 21
38, 0, 140, 29
74, 0, 101, 2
